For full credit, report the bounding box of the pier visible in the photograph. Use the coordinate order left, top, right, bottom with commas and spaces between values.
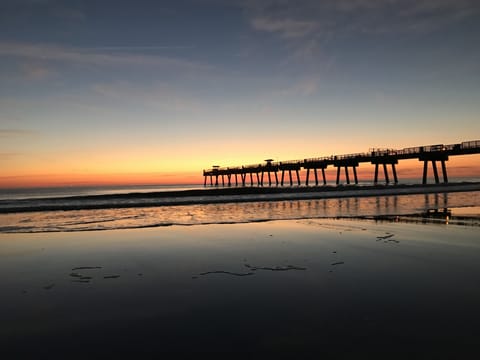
203, 140, 480, 187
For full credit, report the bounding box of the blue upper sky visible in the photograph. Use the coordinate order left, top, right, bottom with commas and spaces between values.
1, 0, 479, 185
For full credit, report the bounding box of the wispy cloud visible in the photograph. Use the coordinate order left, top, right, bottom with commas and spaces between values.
245, 0, 479, 39
0, 42, 210, 71
0, 129, 38, 138
241, 0, 480, 66
20, 62, 54, 80
251, 17, 318, 38
269, 76, 321, 97
91, 82, 205, 113
84, 45, 195, 51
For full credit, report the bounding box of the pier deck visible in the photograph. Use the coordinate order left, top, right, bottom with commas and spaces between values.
203, 140, 480, 187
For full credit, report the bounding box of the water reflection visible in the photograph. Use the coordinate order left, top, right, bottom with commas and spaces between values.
1, 191, 479, 232
423, 192, 449, 209
371, 206, 480, 226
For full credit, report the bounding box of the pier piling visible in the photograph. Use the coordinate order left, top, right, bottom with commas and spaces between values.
202, 140, 478, 188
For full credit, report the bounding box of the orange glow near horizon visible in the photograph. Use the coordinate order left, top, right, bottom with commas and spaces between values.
0, 172, 200, 189
1, 154, 478, 189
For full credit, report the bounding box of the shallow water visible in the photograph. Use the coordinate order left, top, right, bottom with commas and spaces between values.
1, 191, 479, 232
1, 218, 480, 355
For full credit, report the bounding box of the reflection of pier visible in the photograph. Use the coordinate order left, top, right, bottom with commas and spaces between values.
203, 140, 480, 187
422, 208, 452, 218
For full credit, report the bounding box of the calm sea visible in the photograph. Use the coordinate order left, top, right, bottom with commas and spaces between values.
0, 184, 205, 201
1, 180, 479, 233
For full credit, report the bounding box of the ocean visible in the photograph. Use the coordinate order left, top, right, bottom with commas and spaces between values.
1, 181, 480, 233
2, 181, 480, 355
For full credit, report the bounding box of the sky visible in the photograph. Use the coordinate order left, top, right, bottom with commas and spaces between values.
1, 0, 479, 187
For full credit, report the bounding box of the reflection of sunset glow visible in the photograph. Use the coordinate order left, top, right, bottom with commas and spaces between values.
2, 191, 479, 232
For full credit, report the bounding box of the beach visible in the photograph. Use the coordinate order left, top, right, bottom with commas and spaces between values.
2, 204, 480, 355
3, 0, 480, 355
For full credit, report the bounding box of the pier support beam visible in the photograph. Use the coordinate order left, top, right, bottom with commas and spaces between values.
372, 159, 399, 185
441, 160, 448, 183
278, 163, 301, 187
353, 166, 358, 185
432, 161, 439, 183
344, 166, 350, 184
304, 162, 328, 186
383, 164, 389, 184
423, 161, 428, 185
392, 163, 398, 184
334, 161, 359, 185
420, 154, 449, 184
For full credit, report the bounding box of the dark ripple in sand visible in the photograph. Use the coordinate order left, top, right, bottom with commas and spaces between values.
198, 271, 254, 277
376, 234, 394, 241
196, 263, 307, 278
376, 233, 400, 243
72, 266, 102, 271
244, 264, 306, 271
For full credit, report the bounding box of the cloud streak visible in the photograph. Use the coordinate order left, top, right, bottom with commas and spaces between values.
245, 0, 480, 38
90, 82, 205, 113
0, 42, 210, 71
0, 129, 38, 138
251, 17, 318, 38
20, 62, 54, 80
241, 0, 480, 68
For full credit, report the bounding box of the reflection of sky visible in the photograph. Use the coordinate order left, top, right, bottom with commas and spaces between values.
1, 1, 480, 186
2, 217, 480, 353
2, 190, 479, 233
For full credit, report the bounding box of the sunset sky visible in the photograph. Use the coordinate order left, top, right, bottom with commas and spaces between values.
1, 0, 479, 187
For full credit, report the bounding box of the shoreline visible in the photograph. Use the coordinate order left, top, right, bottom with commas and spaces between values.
1, 182, 480, 214
42, 181, 480, 199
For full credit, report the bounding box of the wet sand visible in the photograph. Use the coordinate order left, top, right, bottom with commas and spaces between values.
1, 219, 480, 355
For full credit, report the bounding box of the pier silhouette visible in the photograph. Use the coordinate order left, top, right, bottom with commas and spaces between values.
203, 140, 480, 187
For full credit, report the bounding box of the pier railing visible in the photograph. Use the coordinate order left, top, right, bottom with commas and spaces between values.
203, 139, 480, 186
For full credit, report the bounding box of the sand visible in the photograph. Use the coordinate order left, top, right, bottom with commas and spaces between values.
1, 218, 480, 355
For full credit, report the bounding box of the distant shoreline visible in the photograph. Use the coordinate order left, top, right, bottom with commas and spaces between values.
20, 181, 480, 199
140, 181, 480, 198
1, 182, 480, 214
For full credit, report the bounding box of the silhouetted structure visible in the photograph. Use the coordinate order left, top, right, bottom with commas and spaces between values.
203, 140, 480, 187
